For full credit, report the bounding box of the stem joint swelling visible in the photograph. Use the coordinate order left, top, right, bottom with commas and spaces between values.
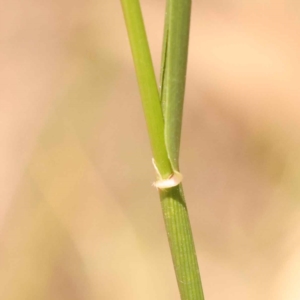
152, 158, 183, 189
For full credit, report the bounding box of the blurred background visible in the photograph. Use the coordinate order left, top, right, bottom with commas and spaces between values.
1, 0, 300, 299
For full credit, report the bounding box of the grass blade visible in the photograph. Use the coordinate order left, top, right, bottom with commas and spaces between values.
120, 0, 172, 178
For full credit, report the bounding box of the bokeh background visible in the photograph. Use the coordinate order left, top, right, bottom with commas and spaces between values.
2, 0, 300, 299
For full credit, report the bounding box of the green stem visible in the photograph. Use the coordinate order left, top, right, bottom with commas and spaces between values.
159, 1, 205, 299
160, 0, 192, 170
120, 0, 205, 299
120, 0, 172, 179
160, 186, 205, 300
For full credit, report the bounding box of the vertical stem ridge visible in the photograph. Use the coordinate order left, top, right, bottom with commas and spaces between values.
160, 187, 205, 300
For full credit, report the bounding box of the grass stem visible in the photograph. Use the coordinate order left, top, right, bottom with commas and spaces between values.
120, 0, 172, 179
120, 1, 205, 299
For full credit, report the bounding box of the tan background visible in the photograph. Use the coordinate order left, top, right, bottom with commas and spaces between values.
1, 0, 300, 299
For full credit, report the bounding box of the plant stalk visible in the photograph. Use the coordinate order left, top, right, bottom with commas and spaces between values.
160, 0, 191, 170
120, 0, 205, 299
160, 186, 204, 300
159, 1, 205, 299
120, 0, 172, 179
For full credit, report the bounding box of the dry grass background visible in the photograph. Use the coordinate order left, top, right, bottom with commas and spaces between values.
1, 0, 300, 299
